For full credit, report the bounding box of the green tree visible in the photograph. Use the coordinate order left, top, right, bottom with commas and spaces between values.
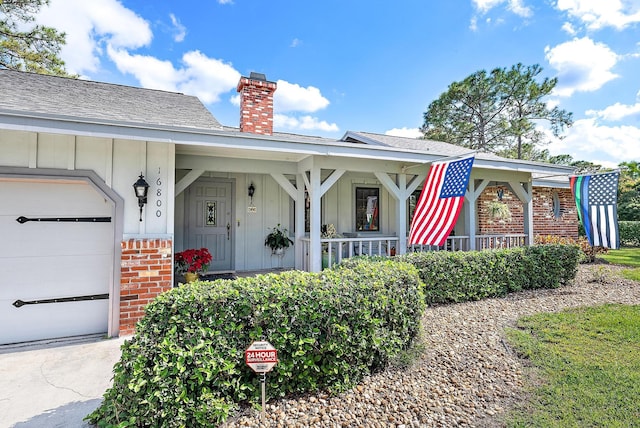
422, 64, 572, 160
618, 161, 640, 221
422, 68, 511, 152
0, 0, 71, 76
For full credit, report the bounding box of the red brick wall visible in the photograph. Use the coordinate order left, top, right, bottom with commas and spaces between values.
120, 239, 173, 335
532, 187, 578, 238
237, 76, 277, 135
477, 186, 578, 238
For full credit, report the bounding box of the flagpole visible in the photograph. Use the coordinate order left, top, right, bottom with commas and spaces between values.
401, 150, 478, 173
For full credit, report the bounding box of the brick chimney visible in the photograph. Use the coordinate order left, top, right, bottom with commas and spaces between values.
237, 72, 277, 135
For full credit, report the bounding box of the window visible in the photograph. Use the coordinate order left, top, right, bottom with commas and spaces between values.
552, 191, 561, 218
355, 187, 379, 231
407, 189, 421, 226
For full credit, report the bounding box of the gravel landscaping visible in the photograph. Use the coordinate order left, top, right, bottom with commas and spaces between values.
224, 264, 640, 427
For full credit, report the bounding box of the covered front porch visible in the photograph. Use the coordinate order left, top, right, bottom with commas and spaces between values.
173, 131, 572, 273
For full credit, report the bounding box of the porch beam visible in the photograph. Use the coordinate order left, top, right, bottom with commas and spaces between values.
176, 155, 298, 174
374, 172, 400, 198
320, 169, 346, 197
407, 172, 427, 195
270, 173, 297, 200
507, 181, 533, 203
175, 169, 204, 197
470, 179, 490, 200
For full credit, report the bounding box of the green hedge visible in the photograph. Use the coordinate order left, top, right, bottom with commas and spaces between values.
87, 258, 424, 427
619, 221, 640, 247
397, 244, 581, 305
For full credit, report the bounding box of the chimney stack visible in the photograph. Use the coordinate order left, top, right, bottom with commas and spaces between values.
237, 72, 277, 135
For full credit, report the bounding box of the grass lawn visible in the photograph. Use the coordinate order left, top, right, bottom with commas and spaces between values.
506, 304, 640, 427
598, 247, 640, 282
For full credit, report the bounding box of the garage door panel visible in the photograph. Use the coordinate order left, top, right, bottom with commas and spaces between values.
0, 219, 113, 258
0, 255, 111, 300
0, 181, 111, 214
0, 299, 109, 344
0, 178, 114, 345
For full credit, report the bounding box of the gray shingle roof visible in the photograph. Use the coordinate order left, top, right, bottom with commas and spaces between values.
345, 131, 506, 161
0, 69, 222, 130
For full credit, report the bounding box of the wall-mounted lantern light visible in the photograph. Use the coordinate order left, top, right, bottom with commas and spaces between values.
133, 173, 150, 222
248, 182, 255, 204
496, 187, 504, 201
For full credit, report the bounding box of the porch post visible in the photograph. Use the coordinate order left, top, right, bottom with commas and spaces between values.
465, 180, 477, 250
397, 174, 408, 255
522, 182, 534, 245
309, 166, 322, 272
295, 174, 305, 270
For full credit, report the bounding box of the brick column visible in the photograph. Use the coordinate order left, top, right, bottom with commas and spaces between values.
120, 239, 173, 335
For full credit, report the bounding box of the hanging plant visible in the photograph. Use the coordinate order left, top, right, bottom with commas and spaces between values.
488, 201, 512, 220
264, 224, 294, 253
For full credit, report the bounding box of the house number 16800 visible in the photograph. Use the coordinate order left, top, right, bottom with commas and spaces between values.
156, 173, 162, 218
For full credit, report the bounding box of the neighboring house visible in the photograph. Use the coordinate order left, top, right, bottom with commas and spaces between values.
0, 70, 577, 345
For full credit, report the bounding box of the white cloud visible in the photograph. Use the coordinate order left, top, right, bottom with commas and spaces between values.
547, 118, 640, 168
274, 80, 330, 113
230, 94, 241, 106
274, 114, 339, 132
218, 0, 233, 4
470, 16, 479, 31
545, 37, 619, 97
37, 0, 152, 74
107, 47, 241, 104
555, 0, 640, 30
385, 127, 423, 138
471, 0, 532, 17
169, 13, 186, 43
561, 21, 577, 35
290, 38, 302, 48
586, 102, 640, 121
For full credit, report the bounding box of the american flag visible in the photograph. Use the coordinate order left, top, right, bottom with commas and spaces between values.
409, 155, 474, 246
570, 171, 620, 249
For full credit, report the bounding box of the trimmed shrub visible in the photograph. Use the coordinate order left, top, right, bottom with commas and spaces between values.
397, 244, 581, 304
535, 234, 607, 263
619, 221, 640, 247
87, 259, 424, 427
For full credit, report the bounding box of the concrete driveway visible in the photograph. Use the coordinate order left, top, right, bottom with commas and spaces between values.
0, 335, 128, 428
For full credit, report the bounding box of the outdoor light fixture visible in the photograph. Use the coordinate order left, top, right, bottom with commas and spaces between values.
497, 187, 504, 201
248, 182, 255, 204
133, 173, 150, 222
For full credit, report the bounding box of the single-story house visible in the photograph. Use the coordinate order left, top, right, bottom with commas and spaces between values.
0, 69, 577, 345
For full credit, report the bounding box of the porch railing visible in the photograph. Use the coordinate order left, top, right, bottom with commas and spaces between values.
407, 236, 470, 252
300, 236, 400, 270
300, 233, 529, 271
475, 234, 529, 250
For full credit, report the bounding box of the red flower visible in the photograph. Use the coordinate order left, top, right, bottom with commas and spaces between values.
175, 248, 213, 274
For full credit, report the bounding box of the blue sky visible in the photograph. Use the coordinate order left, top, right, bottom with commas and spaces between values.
35, 0, 640, 168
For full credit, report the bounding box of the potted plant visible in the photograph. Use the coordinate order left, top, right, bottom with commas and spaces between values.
264, 224, 294, 255
321, 224, 342, 268
488, 201, 512, 221
175, 247, 212, 283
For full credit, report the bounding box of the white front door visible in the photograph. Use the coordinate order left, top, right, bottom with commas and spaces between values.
0, 179, 112, 345
186, 179, 233, 272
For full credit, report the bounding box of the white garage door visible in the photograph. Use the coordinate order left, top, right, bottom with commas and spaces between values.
0, 178, 113, 345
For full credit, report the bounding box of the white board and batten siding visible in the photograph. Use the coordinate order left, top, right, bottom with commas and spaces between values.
0, 130, 174, 344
